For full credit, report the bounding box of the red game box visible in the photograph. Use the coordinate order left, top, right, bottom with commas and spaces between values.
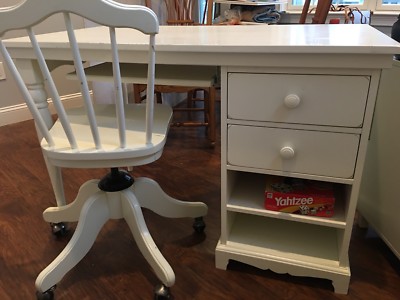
264, 177, 335, 217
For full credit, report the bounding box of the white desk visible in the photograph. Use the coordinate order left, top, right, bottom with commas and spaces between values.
5, 24, 400, 294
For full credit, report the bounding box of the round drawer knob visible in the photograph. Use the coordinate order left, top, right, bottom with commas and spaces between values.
280, 146, 295, 159
284, 94, 301, 108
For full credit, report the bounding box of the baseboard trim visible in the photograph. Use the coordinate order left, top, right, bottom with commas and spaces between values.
0, 92, 85, 127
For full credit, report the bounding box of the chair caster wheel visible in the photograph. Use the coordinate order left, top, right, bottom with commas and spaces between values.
154, 284, 173, 300
36, 286, 56, 300
193, 217, 206, 233
51, 222, 68, 238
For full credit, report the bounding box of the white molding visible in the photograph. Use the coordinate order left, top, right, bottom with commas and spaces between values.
0, 92, 86, 127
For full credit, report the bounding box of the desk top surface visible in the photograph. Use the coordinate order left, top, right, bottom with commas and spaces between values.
5, 24, 400, 69
5, 24, 400, 54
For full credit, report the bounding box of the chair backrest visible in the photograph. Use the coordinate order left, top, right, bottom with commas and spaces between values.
0, 0, 159, 154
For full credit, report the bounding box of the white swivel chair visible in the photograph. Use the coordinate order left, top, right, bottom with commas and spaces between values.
0, 1, 208, 299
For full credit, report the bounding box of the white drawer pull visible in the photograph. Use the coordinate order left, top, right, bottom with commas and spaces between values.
284, 94, 301, 108
280, 146, 295, 159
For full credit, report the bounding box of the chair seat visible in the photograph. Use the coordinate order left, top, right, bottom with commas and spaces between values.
42, 103, 173, 168
67, 62, 216, 87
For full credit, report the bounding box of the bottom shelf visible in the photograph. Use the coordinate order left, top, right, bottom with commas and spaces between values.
216, 213, 351, 294
227, 213, 341, 265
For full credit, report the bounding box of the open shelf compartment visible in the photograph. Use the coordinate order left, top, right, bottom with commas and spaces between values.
225, 212, 343, 268
226, 171, 348, 228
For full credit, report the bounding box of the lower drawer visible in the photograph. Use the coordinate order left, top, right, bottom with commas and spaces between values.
227, 125, 360, 178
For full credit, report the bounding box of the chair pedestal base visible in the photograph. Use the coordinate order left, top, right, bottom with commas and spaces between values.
35, 177, 208, 294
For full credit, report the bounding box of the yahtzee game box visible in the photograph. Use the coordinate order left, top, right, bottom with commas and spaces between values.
264, 177, 335, 217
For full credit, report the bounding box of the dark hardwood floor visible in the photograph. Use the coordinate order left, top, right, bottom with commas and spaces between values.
0, 109, 399, 299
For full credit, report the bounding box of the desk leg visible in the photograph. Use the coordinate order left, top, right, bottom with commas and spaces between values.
15, 59, 53, 128
15, 58, 66, 207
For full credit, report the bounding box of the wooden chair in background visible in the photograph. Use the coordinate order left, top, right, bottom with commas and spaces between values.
135, 0, 218, 147
82, 0, 219, 147
300, 0, 333, 24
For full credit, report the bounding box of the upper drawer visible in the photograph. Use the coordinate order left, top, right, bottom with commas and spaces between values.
227, 73, 370, 127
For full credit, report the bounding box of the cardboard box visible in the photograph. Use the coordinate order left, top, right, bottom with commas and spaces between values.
264, 177, 335, 217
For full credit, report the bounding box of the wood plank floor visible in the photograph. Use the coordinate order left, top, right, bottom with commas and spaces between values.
0, 111, 399, 299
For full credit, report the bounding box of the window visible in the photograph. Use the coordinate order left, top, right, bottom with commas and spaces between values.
289, 0, 400, 11
377, 0, 400, 10
292, 0, 364, 4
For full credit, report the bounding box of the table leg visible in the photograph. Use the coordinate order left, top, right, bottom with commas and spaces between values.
15, 59, 53, 129
15, 58, 66, 207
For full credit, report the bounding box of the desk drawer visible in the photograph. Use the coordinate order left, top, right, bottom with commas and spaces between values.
227, 125, 360, 178
227, 73, 369, 127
